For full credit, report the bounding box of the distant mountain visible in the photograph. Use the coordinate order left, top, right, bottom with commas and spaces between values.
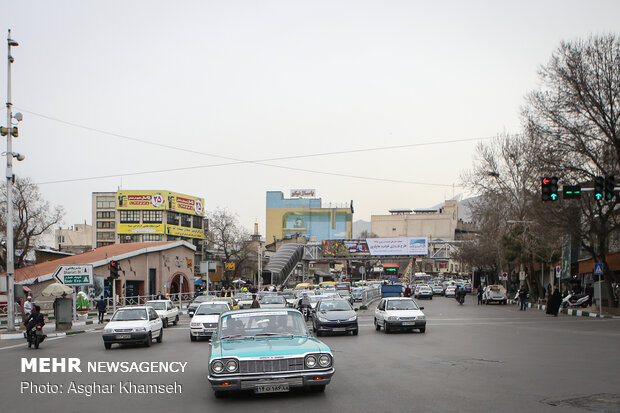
353, 220, 371, 238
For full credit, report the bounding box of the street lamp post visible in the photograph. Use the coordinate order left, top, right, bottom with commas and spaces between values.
4, 30, 20, 331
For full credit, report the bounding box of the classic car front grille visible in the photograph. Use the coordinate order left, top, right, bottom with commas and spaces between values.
239, 358, 305, 374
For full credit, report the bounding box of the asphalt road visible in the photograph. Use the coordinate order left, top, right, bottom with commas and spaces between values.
1, 296, 619, 413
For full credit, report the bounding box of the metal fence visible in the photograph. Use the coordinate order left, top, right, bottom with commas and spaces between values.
361, 287, 382, 307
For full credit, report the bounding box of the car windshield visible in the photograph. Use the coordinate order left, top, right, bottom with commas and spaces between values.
261, 296, 285, 304
308, 295, 324, 303
386, 300, 419, 311
195, 303, 230, 315
112, 308, 147, 321
219, 311, 307, 338
146, 302, 166, 310
319, 300, 352, 311
193, 296, 212, 303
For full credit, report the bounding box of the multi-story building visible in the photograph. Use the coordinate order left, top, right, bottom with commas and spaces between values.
92, 190, 206, 267
266, 190, 353, 243
55, 223, 93, 254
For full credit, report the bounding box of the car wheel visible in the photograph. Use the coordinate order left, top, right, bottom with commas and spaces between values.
190, 333, 197, 342
156, 328, 163, 343
145, 332, 152, 347
384, 324, 391, 334
316, 330, 322, 337
352, 329, 358, 336
104, 342, 112, 350
310, 385, 326, 393
173, 315, 179, 326
374, 319, 381, 331
419, 327, 426, 333
163, 318, 168, 328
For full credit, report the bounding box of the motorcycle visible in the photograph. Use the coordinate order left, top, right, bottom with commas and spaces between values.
455, 293, 464, 305
562, 292, 590, 308
26, 325, 46, 349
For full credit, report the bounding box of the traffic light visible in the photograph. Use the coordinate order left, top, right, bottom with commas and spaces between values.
605, 175, 615, 201
108, 260, 120, 281
541, 176, 559, 201
594, 176, 605, 200
562, 185, 581, 200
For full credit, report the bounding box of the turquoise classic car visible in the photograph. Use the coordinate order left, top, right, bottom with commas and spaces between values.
207, 308, 335, 397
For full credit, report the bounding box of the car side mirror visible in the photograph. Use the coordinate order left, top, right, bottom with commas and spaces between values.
419, 307, 424, 310
354, 308, 359, 312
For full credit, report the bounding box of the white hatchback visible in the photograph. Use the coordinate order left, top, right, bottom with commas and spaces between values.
102, 306, 163, 349
189, 302, 231, 341
374, 297, 426, 334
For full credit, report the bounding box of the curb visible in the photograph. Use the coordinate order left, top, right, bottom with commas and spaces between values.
506, 299, 617, 318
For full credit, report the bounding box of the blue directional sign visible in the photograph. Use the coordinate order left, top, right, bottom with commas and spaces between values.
594, 263, 603, 275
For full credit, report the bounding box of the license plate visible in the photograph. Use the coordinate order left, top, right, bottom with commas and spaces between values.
254, 384, 289, 394
332, 327, 347, 332
402, 322, 416, 326
116, 334, 131, 339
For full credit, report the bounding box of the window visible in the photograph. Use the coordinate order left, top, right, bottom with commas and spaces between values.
167, 212, 179, 226
143, 210, 162, 223
97, 241, 114, 248
180, 214, 192, 228
58, 235, 65, 243
143, 234, 163, 242
97, 211, 115, 219
120, 234, 140, 243
120, 210, 140, 223
96, 232, 115, 240
192, 216, 203, 228
167, 235, 179, 241
97, 221, 115, 229
96, 196, 115, 209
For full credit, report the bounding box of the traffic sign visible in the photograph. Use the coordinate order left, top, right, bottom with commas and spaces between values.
594, 263, 603, 275
53, 265, 93, 286
555, 266, 561, 278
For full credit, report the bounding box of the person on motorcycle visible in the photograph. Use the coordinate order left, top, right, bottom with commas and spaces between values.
456, 285, 466, 303
25, 305, 45, 346
298, 294, 311, 320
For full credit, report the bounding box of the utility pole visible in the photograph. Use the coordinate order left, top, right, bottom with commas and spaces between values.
3, 30, 21, 331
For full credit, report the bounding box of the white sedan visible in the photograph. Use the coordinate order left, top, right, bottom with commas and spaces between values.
102, 306, 163, 349
190, 302, 231, 341
374, 297, 426, 333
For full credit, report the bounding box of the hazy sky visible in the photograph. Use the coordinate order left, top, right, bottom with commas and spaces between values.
1, 1, 619, 238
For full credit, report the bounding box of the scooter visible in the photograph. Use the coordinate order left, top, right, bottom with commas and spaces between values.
562, 292, 589, 308
26, 325, 46, 349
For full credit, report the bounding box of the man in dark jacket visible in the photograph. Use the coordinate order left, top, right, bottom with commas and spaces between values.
477, 285, 484, 305
96, 297, 107, 324
25, 305, 45, 346
519, 285, 529, 311
250, 294, 260, 308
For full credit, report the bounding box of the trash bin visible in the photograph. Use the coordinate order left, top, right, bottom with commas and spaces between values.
53, 297, 73, 331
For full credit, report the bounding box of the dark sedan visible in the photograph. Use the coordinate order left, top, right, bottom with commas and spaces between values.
187, 295, 215, 317
312, 299, 358, 336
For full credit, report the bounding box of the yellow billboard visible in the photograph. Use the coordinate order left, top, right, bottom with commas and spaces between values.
117, 190, 205, 216
167, 224, 205, 239
117, 223, 165, 234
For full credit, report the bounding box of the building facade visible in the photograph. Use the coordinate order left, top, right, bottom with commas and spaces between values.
371, 200, 459, 241
55, 224, 93, 254
266, 190, 353, 243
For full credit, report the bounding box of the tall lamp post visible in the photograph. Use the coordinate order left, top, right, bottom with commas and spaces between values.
3, 30, 23, 331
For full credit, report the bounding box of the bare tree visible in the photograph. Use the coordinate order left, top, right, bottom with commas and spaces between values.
205, 207, 250, 284
523, 34, 620, 291
0, 177, 64, 270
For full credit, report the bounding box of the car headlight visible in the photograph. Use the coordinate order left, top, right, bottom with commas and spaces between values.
305, 355, 317, 368
317, 316, 328, 322
211, 360, 224, 374
318, 354, 332, 367
132, 327, 146, 332
347, 315, 357, 322
104, 328, 114, 333
387, 316, 399, 321
190, 322, 202, 327
225, 359, 238, 373
417, 315, 425, 320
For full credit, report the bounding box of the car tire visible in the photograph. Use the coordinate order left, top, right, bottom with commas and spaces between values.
352, 329, 358, 336
419, 327, 426, 333
156, 328, 163, 343
145, 332, 152, 347
173, 315, 179, 326
374, 319, 381, 331
384, 324, 391, 334
310, 385, 326, 393
430, 296, 433, 300
214, 391, 226, 399
163, 318, 168, 328
190, 334, 197, 342
104, 342, 112, 350
316, 330, 322, 337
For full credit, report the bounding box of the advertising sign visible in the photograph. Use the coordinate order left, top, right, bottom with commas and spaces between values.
117, 190, 205, 217
366, 237, 428, 256
290, 189, 316, 198
323, 239, 369, 257
117, 223, 165, 234
167, 225, 205, 239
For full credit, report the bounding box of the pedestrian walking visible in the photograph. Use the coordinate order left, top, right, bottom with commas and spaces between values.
23, 296, 33, 318
546, 288, 562, 316
96, 296, 107, 324
519, 284, 529, 311
477, 285, 484, 305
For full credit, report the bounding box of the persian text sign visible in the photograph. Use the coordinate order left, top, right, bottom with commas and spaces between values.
290, 189, 316, 198
53, 265, 93, 286
117, 223, 165, 234
169, 192, 204, 216
117, 191, 167, 210
366, 237, 428, 256
167, 225, 205, 239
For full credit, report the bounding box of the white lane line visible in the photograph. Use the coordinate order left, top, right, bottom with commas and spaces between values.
0, 336, 65, 351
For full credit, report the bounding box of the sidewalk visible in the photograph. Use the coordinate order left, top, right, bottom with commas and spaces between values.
506, 299, 620, 318
0, 314, 105, 340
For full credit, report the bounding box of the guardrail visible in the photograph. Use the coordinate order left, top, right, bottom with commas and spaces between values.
361, 288, 381, 307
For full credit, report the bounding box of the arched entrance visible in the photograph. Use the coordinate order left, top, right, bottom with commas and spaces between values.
169, 273, 191, 296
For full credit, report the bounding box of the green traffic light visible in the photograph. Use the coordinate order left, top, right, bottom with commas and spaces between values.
596, 193, 603, 200
550, 193, 558, 200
